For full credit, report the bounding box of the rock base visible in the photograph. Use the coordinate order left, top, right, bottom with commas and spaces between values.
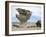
12, 23, 37, 28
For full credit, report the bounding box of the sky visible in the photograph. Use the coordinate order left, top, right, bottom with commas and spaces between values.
11, 5, 41, 23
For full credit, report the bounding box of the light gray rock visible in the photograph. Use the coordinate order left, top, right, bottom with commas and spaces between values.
16, 8, 32, 23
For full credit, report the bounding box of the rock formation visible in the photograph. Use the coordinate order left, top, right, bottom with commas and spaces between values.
16, 8, 32, 23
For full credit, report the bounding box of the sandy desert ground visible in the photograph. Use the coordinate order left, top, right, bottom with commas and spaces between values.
12, 22, 41, 31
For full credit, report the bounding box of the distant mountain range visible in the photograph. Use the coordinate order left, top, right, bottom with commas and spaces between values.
27, 16, 41, 23
12, 15, 41, 23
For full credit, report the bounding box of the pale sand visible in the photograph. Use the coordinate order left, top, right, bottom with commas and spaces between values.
12, 26, 41, 31
12, 23, 41, 31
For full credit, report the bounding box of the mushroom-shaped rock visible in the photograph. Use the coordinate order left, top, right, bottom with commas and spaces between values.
16, 8, 32, 23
